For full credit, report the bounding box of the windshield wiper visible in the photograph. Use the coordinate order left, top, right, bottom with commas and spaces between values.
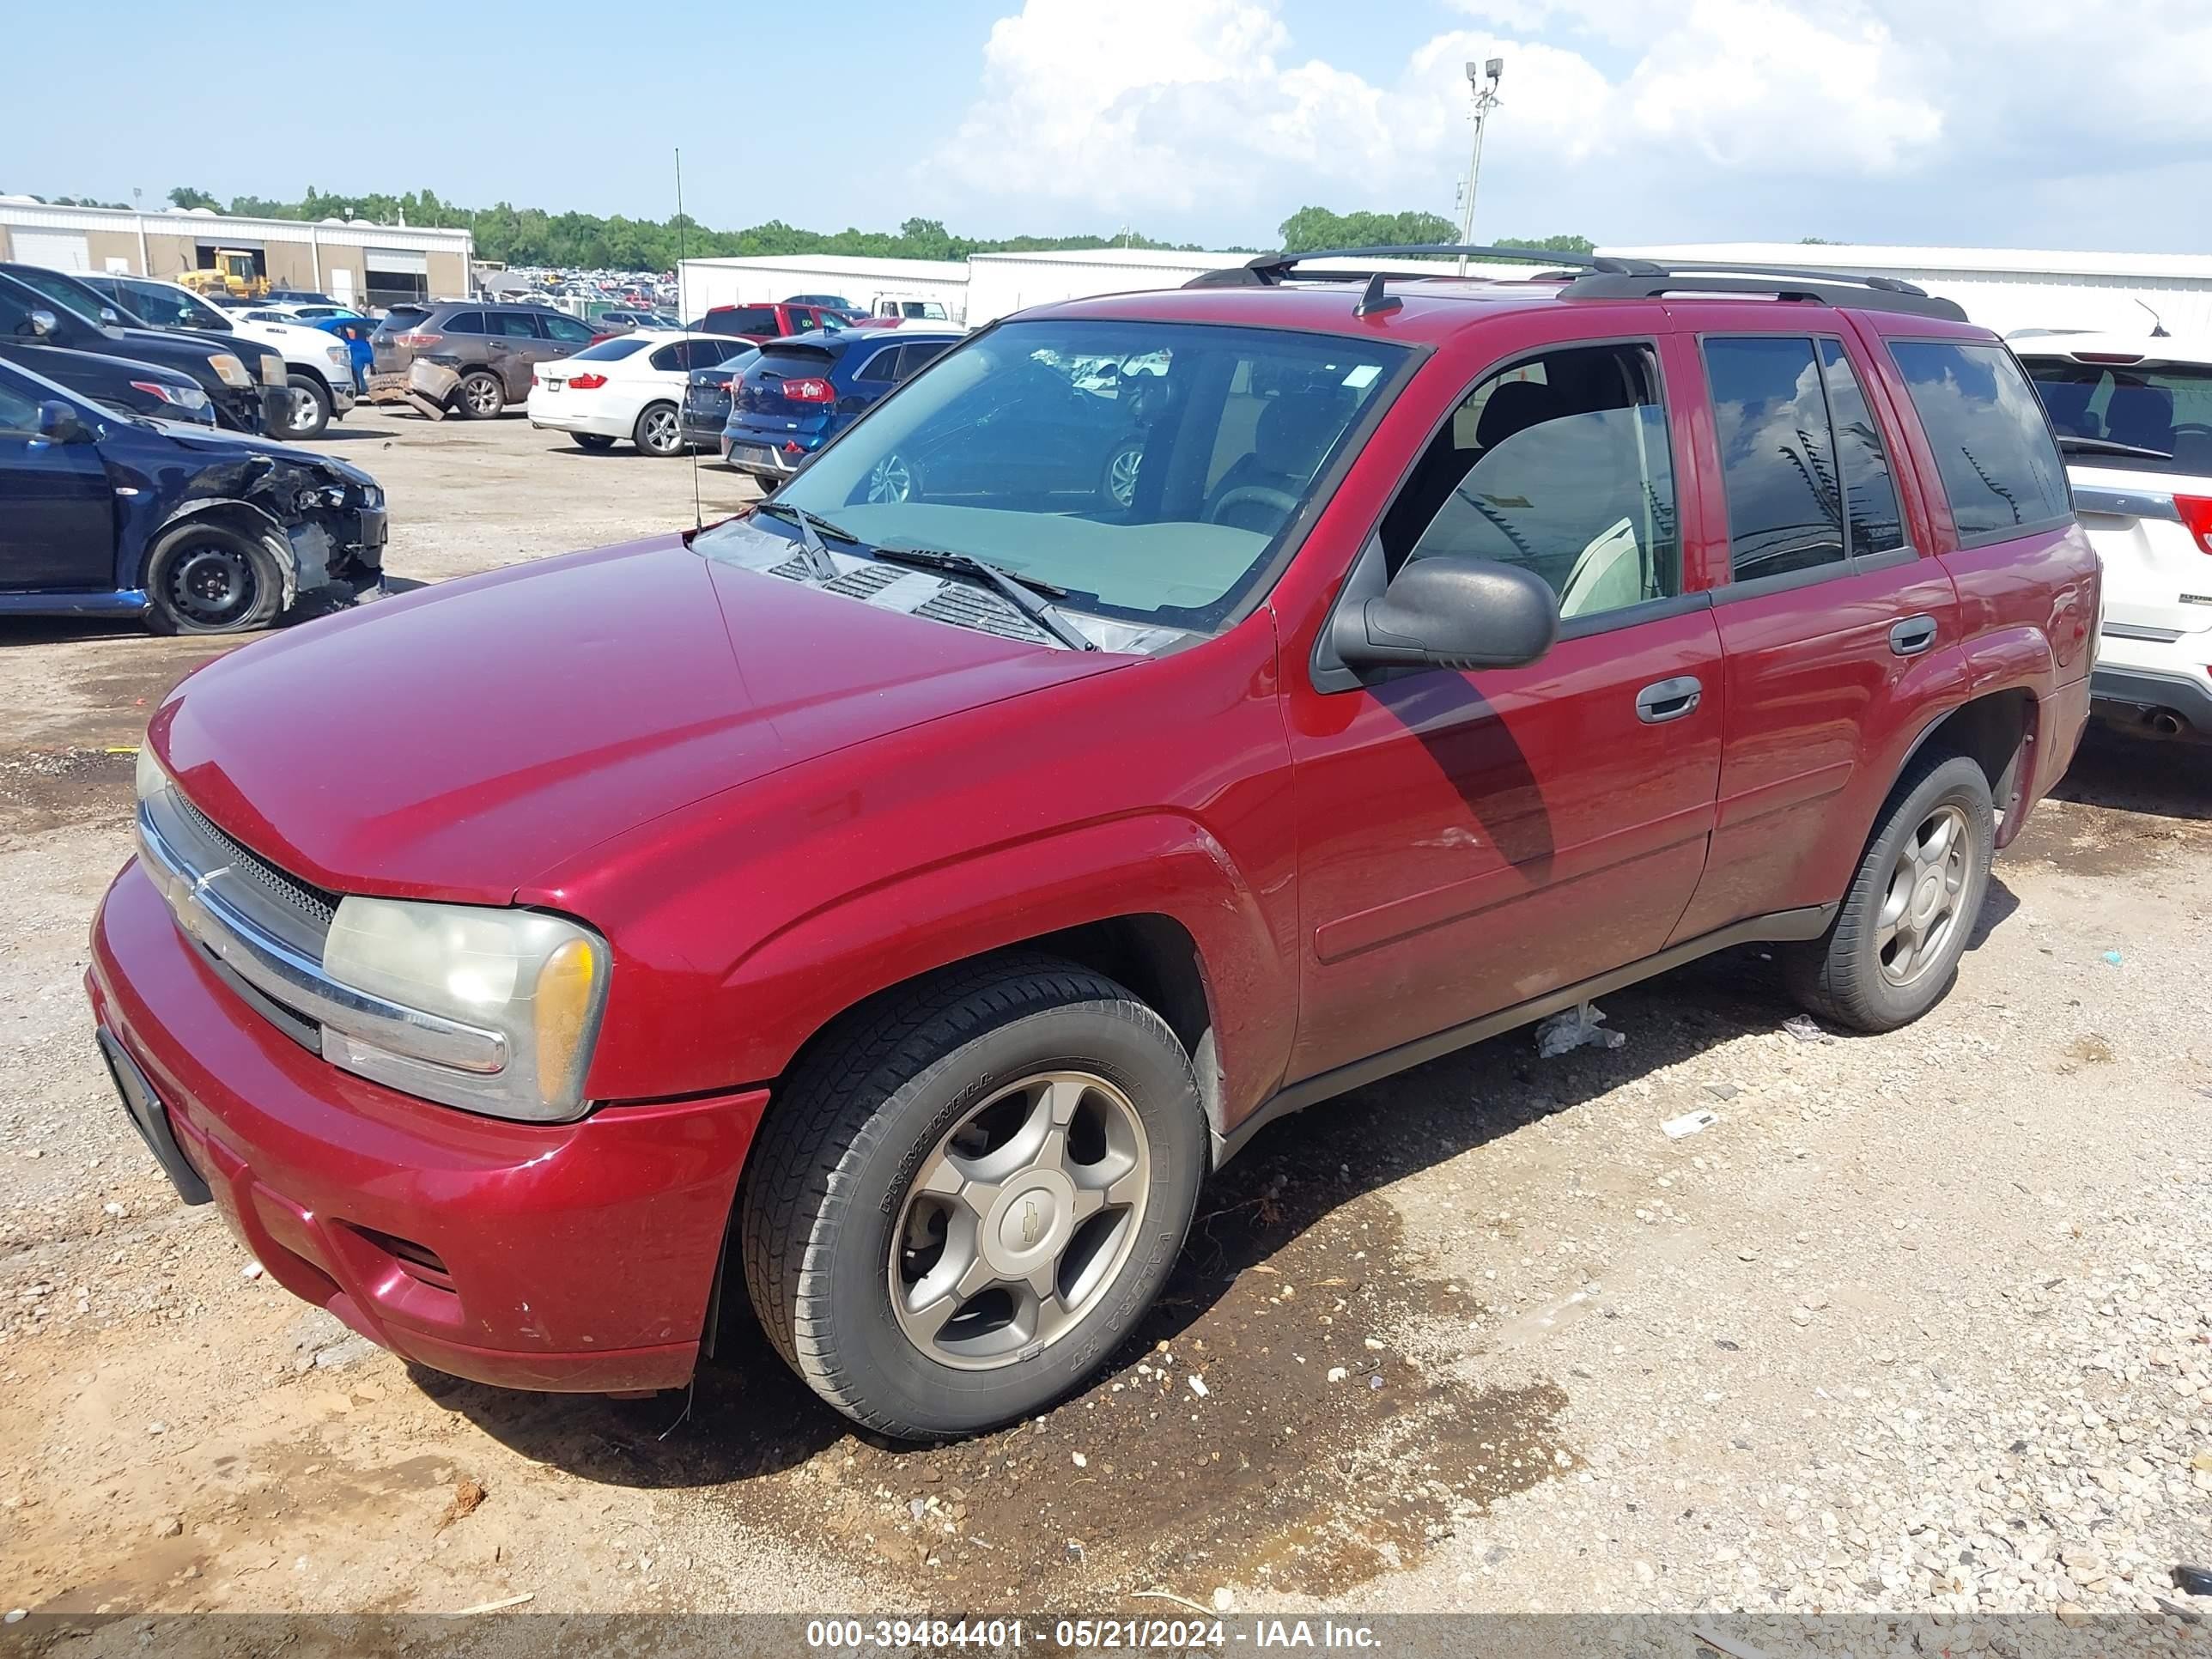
869, 545, 1098, 652
751, 500, 857, 579
2057, 434, 2173, 462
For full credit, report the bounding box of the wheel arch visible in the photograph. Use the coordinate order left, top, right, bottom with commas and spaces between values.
1896, 686, 2039, 847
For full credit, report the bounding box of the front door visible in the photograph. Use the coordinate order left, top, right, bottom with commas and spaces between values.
1283, 334, 1723, 1082
0, 380, 114, 592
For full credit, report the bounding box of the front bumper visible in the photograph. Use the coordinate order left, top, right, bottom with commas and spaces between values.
88, 860, 768, 1393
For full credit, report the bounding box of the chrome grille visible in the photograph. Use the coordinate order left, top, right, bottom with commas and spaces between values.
177, 796, 338, 927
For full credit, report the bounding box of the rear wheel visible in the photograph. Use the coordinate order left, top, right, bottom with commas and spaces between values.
455, 370, 504, 420
144, 521, 284, 636
283, 375, 331, 440
865, 451, 918, 503
572, 433, 617, 452
740, 955, 1204, 1440
632, 400, 682, 456
1785, 752, 1994, 1032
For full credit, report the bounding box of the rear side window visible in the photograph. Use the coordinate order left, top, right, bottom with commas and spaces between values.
490, 312, 541, 337
1385, 340, 1680, 622
543, 315, 593, 343
899, 343, 951, 380
648, 343, 687, 372
441, 311, 487, 335
1819, 340, 1905, 556
1888, 341, 2069, 544
854, 347, 900, 383
568, 337, 650, 362
2021, 356, 2212, 477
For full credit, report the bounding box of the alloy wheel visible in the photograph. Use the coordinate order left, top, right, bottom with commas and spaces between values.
286, 389, 321, 435
1107, 443, 1141, 507
866, 453, 914, 503
890, 1070, 1150, 1370
642, 407, 680, 453
1875, 805, 1970, 986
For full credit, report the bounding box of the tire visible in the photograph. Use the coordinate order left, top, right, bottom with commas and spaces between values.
740, 954, 1205, 1440
1101, 439, 1142, 508
283, 374, 331, 440
632, 400, 682, 456
572, 433, 617, 452
143, 520, 285, 636
454, 370, 504, 420
1785, 751, 1995, 1033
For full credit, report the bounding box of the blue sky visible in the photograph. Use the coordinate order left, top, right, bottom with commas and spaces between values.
12, 0, 2211, 252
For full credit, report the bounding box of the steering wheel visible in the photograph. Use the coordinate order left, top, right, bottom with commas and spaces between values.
1206, 485, 1299, 530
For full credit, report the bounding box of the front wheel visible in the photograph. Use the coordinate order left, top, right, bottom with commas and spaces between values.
143, 521, 284, 635
283, 375, 331, 440
1785, 751, 1994, 1032
739, 955, 1205, 1440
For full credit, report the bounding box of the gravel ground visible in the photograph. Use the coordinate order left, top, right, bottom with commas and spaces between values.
1, 412, 2209, 1629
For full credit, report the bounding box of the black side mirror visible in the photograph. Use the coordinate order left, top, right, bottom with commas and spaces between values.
27, 307, 58, 339
36, 399, 94, 445
1333, 554, 1559, 672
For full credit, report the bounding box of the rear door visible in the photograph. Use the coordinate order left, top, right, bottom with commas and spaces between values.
1668, 319, 1963, 941
0, 377, 115, 592
1282, 327, 1726, 1080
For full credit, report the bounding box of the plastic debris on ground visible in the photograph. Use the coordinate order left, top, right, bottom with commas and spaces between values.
1534, 1000, 1626, 1058
1780, 1014, 1833, 1044
2103, 950, 2124, 966
1662, 1109, 1719, 1140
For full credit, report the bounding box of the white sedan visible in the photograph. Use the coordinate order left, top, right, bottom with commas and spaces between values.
526, 331, 750, 455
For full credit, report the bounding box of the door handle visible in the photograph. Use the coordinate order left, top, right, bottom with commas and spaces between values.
1635, 675, 1703, 724
1889, 615, 1938, 657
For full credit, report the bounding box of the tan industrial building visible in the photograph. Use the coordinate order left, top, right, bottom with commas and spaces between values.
0, 198, 474, 311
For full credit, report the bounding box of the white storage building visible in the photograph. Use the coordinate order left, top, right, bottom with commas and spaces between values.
1597, 242, 2212, 337
677, 254, 970, 324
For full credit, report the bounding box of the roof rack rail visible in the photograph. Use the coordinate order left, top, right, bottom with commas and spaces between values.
1182, 243, 1650, 289
1560, 265, 1968, 322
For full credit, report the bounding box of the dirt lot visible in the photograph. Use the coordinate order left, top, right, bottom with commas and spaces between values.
3, 412, 2210, 1624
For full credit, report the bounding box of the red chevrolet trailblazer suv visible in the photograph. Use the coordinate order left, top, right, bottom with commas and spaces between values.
89, 247, 2098, 1440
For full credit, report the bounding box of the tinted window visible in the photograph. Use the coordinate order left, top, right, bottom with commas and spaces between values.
0, 374, 40, 431
442, 311, 488, 335
489, 311, 541, 338
1889, 341, 2069, 544
1386, 342, 1679, 620
898, 343, 951, 380
2021, 356, 2212, 478
568, 336, 650, 362
648, 343, 687, 372
542, 314, 593, 343
1818, 340, 1906, 555
1705, 337, 1845, 580
854, 347, 900, 383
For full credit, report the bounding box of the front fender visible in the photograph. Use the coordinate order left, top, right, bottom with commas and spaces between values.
715, 812, 1294, 1130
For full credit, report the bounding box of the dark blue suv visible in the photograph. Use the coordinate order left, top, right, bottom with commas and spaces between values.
721, 328, 960, 483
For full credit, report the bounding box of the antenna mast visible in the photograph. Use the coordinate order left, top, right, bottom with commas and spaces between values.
678, 147, 703, 531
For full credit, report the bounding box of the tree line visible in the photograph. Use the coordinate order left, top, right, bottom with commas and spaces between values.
9, 185, 1594, 270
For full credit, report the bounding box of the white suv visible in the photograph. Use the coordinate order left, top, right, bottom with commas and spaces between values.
2016, 335, 2212, 741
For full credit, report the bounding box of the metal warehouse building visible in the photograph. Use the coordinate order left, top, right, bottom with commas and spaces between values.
689, 240, 2212, 338
0, 198, 475, 311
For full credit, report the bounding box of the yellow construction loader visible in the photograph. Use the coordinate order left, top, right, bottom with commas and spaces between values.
176, 250, 270, 301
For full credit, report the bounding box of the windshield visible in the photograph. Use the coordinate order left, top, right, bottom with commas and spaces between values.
2021, 355, 2212, 477
764, 319, 1407, 630
118, 280, 231, 331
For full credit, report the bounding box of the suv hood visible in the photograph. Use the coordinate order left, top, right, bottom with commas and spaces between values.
150, 532, 1129, 904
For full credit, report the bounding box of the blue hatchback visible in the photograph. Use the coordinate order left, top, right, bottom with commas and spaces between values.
721, 328, 960, 483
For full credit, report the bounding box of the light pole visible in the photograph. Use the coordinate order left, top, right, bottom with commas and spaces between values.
1455, 57, 1504, 276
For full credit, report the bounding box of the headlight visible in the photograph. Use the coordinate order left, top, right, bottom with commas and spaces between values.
208, 352, 252, 388
259, 353, 287, 388
320, 896, 611, 1122
325, 345, 349, 368
128, 379, 210, 414
135, 743, 167, 804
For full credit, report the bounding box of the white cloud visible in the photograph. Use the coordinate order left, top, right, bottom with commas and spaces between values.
929, 0, 2212, 246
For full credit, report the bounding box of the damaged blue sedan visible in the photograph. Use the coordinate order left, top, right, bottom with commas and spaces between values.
0, 356, 385, 635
